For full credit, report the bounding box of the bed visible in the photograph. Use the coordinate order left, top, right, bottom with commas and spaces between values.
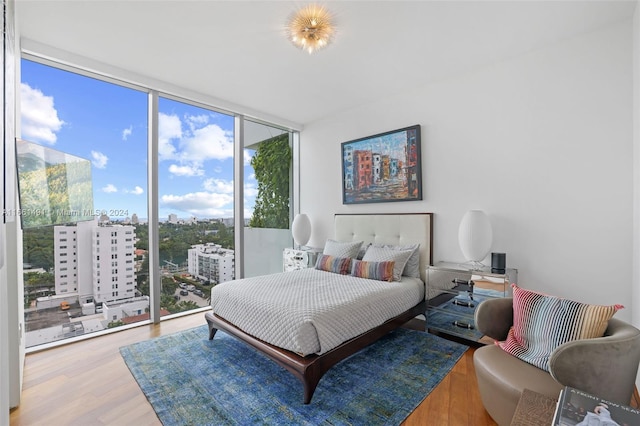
205, 213, 433, 404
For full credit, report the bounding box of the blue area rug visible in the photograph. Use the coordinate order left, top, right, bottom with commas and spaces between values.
120, 325, 467, 425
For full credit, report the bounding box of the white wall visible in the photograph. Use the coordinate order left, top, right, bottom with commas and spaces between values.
301, 21, 634, 322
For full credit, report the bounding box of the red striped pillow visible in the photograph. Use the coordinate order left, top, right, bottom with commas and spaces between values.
497, 284, 623, 372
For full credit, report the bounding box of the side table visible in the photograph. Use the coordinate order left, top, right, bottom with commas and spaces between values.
426, 261, 517, 343
282, 247, 321, 272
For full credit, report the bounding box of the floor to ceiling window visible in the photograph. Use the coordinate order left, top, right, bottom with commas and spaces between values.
19, 58, 149, 347
156, 96, 236, 316
17, 56, 299, 349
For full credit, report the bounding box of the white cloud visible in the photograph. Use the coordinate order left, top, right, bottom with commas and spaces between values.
244, 149, 254, 166
20, 83, 65, 144
158, 113, 234, 174
125, 186, 144, 195
244, 207, 255, 220
203, 178, 234, 194
243, 182, 258, 198
161, 191, 234, 217
186, 114, 209, 130
179, 123, 234, 163
158, 112, 182, 161
102, 184, 117, 193
91, 151, 108, 169
168, 164, 204, 177
122, 125, 133, 141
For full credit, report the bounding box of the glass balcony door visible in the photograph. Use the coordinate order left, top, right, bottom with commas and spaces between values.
241, 119, 295, 278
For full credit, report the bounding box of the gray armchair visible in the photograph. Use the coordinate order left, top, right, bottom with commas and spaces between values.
473, 297, 640, 426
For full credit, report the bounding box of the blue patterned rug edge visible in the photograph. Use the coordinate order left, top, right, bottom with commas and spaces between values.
121, 324, 468, 426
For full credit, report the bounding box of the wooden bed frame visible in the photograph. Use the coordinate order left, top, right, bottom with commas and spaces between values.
205, 213, 433, 404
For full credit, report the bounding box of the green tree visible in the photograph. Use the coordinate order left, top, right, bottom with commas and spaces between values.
17, 153, 93, 228
161, 276, 178, 296
23, 226, 54, 270
249, 134, 291, 229
107, 320, 125, 328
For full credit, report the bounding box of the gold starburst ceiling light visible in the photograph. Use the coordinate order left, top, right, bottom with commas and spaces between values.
287, 4, 335, 54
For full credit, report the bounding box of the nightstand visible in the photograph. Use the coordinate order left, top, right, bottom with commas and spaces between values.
426, 261, 517, 343
282, 247, 321, 272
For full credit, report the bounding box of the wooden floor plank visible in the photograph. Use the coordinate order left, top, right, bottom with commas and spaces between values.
11, 312, 497, 425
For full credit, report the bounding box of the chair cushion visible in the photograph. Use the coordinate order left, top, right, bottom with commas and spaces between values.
497, 284, 623, 372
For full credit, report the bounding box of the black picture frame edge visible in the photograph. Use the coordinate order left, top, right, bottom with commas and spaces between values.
341, 124, 422, 205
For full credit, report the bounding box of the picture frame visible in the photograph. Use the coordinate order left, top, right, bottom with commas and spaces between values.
341, 124, 422, 204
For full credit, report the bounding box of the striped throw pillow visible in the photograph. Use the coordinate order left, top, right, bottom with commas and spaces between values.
497, 284, 623, 372
351, 260, 395, 282
315, 255, 352, 275
362, 245, 413, 281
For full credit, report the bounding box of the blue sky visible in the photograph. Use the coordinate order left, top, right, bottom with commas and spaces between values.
20, 59, 257, 221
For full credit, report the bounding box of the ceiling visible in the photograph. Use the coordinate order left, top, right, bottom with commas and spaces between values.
15, 1, 637, 129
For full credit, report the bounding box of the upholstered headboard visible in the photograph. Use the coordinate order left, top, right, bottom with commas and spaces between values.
334, 213, 433, 283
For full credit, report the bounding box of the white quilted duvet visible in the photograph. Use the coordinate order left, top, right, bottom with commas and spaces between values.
210, 268, 425, 356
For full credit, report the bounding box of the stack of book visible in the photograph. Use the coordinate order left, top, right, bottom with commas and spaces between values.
553, 386, 640, 426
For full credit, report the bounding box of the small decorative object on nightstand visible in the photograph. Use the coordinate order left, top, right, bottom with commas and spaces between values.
291, 213, 312, 249
426, 261, 517, 343
283, 247, 320, 272
458, 210, 493, 270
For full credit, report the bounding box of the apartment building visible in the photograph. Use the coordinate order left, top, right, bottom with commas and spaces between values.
187, 243, 235, 285
92, 223, 137, 304
53, 220, 137, 305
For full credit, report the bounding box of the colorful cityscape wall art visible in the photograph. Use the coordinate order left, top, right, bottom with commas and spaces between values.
341, 125, 422, 204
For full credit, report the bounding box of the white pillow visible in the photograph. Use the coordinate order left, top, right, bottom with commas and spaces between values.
323, 239, 363, 259
362, 245, 414, 281
372, 243, 420, 278
357, 243, 371, 260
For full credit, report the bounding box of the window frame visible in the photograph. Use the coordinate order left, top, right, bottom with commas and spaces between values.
19, 52, 300, 350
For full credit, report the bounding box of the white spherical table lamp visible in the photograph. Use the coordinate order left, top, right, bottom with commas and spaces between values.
458, 210, 493, 270
291, 213, 311, 248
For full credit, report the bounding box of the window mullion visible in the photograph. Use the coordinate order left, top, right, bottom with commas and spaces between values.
147, 90, 160, 323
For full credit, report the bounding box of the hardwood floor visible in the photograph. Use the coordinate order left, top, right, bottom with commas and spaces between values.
402, 347, 497, 426
10, 312, 497, 426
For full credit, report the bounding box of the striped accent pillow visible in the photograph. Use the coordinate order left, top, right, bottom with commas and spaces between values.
315, 255, 352, 275
371, 243, 421, 278
351, 260, 395, 282
362, 246, 414, 281
497, 284, 623, 372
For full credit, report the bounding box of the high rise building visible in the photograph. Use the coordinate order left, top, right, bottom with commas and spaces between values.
53, 226, 78, 296
188, 243, 235, 285
54, 220, 137, 305
92, 223, 137, 303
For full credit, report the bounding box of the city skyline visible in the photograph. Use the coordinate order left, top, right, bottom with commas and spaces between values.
20, 59, 258, 222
